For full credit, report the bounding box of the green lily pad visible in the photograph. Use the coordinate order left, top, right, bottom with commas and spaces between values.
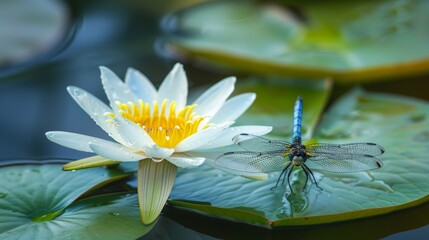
169, 89, 429, 227
234, 77, 331, 138
164, 0, 429, 82
0, 161, 152, 239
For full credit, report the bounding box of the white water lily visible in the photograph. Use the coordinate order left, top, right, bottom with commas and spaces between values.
45, 63, 272, 224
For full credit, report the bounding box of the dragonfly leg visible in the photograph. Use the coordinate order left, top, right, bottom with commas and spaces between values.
301, 167, 310, 192
286, 165, 294, 195
271, 162, 291, 190
302, 164, 323, 191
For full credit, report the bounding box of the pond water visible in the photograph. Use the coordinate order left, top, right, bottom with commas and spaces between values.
0, 0, 428, 239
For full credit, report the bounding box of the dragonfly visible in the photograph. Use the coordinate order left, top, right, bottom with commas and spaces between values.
215, 96, 385, 192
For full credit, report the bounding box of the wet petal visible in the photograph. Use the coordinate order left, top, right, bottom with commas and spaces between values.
45, 131, 119, 152
209, 93, 256, 124
66, 86, 124, 143
113, 116, 156, 149
62, 156, 120, 171
193, 77, 236, 118
198, 125, 273, 149
125, 67, 157, 103
89, 142, 146, 162
166, 155, 205, 168
157, 63, 188, 111
143, 145, 174, 160
100, 66, 138, 111
175, 122, 233, 152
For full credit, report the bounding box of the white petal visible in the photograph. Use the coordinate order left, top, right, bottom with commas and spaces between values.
193, 77, 236, 118
125, 68, 157, 103
174, 122, 233, 152
100, 66, 139, 111
66, 86, 124, 144
210, 93, 256, 124
166, 155, 205, 168
45, 131, 118, 152
198, 125, 273, 149
157, 63, 188, 110
113, 116, 156, 149
89, 142, 146, 162
143, 145, 174, 160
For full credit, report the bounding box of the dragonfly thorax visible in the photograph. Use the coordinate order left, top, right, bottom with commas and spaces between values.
288, 144, 308, 166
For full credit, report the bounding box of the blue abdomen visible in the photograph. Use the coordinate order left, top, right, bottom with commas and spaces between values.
293, 96, 302, 144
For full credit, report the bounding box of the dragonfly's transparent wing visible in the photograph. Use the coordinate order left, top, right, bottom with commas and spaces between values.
306, 153, 383, 173
306, 143, 385, 157
305, 142, 384, 173
215, 150, 288, 173
233, 133, 291, 152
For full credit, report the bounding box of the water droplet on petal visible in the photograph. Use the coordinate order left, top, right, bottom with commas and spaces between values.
151, 157, 164, 162
71, 88, 83, 97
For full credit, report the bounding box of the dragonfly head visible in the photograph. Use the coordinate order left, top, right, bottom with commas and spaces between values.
289, 145, 308, 166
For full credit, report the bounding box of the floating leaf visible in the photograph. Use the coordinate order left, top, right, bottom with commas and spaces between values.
169, 89, 429, 227
234, 77, 331, 138
164, 0, 429, 82
0, 161, 151, 239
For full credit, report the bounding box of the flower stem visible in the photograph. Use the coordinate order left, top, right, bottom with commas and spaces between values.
137, 159, 177, 224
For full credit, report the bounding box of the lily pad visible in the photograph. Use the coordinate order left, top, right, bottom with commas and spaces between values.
234, 77, 331, 138
169, 89, 429, 227
163, 0, 429, 82
0, 161, 151, 239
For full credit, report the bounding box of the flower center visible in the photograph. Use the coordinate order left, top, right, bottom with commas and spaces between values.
108, 100, 206, 148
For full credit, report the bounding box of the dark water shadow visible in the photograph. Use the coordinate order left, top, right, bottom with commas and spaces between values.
164, 199, 429, 240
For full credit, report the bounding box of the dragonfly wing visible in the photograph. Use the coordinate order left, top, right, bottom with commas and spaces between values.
215, 150, 288, 173
306, 153, 383, 173
233, 133, 291, 152
307, 143, 385, 156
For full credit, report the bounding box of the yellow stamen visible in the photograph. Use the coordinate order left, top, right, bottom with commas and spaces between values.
106, 100, 206, 148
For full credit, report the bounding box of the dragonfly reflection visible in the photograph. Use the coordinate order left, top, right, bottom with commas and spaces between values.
216, 96, 385, 192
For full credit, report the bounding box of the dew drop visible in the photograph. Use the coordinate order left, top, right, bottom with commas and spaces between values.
151, 157, 164, 162
71, 88, 83, 97
108, 212, 120, 216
